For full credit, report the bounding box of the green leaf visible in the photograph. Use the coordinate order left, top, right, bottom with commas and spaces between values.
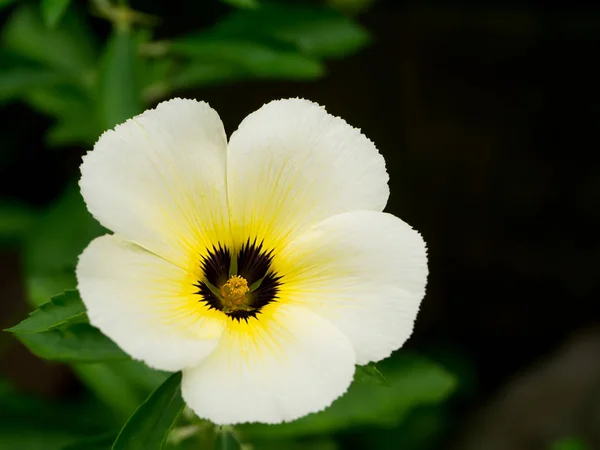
46, 111, 102, 147
0, 428, 75, 450
0, 0, 19, 10
211, 4, 370, 59
362, 406, 450, 450
241, 355, 457, 439
1, 4, 97, 75
41, 0, 71, 28
24, 184, 105, 275
63, 433, 117, 450
116, 360, 170, 393
0, 376, 112, 450
112, 372, 185, 450
23, 83, 89, 117
0, 201, 35, 244
72, 360, 169, 422
354, 363, 389, 386
221, 0, 258, 8
169, 61, 241, 91
170, 37, 324, 80
15, 323, 129, 362
551, 437, 589, 450
0, 50, 64, 104
98, 28, 143, 129
22, 184, 103, 308
19, 82, 101, 146
26, 272, 77, 307
247, 438, 337, 450
73, 363, 145, 422
326, 0, 376, 15
7, 290, 86, 334
0, 67, 61, 104
214, 428, 241, 450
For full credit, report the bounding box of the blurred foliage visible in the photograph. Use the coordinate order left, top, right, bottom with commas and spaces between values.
0, 0, 461, 448
551, 437, 590, 450
6, 286, 458, 448
221, 0, 259, 8
41, 0, 72, 28
0, 376, 113, 450
0, 0, 369, 147
240, 355, 456, 440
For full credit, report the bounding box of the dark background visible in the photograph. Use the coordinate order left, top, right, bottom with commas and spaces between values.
1, 1, 599, 449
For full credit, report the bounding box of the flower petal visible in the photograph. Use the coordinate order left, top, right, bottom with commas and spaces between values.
226, 98, 389, 249
76, 234, 226, 372
181, 303, 356, 425
275, 210, 428, 365
80, 98, 229, 266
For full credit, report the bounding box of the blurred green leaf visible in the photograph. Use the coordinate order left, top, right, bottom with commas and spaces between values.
18, 82, 101, 146
24, 184, 104, 275
551, 437, 589, 450
214, 429, 241, 450
0, 50, 65, 104
0, 428, 76, 450
22, 184, 102, 307
249, 437, 338, 450
73, 363, 145, 422
0, 0, 19, 10
26, 272, 77, 307
6, 290, 86, 334
354, 363, 389, 386
62, 433, 117, 450
98, 28, 143, 129
140, 58, 176, 102
2, 4, 97, 75
0, 201, 35, 244
73, 360, 169, 422
164, 423, 217, 450
221, 0, 258, 8
0, 376, 110, 450
327, 0, 376, 16
211, 4, 371, 59
0, 67, 55, 103
169, 61, 241, 92
23, 83, 89, 117
46, 113, 101, 147
113, 372, 185, 450
115, 359, 170, 394
358, 405, 450, 450
241, 355, 456, 439
170, 37, 324, 80
15, 323, 129, 362
41, 0, 71, 28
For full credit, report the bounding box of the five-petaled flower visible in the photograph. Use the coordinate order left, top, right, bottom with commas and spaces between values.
76, 98, 428, 425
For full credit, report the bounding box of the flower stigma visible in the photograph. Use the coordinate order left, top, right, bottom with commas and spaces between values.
220, 275, 250, 312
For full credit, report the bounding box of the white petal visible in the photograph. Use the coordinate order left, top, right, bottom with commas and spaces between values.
80, 98, 229, 266
275, 210, 428, 365
226, 98, 389, 249
181, 303, 356, 425
76, 234, 226, 372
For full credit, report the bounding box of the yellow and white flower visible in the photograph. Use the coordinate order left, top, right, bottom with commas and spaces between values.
76, 98, 428, 425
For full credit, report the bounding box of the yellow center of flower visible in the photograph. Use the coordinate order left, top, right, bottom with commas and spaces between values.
220, 275, 250, 312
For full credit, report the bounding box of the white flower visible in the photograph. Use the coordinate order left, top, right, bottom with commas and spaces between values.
76, 98, 428, 425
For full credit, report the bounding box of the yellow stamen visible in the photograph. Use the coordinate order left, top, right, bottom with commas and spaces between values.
220, 275, 250, 311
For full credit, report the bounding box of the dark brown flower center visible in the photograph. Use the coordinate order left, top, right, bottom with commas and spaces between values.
195, 239, 281, 321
